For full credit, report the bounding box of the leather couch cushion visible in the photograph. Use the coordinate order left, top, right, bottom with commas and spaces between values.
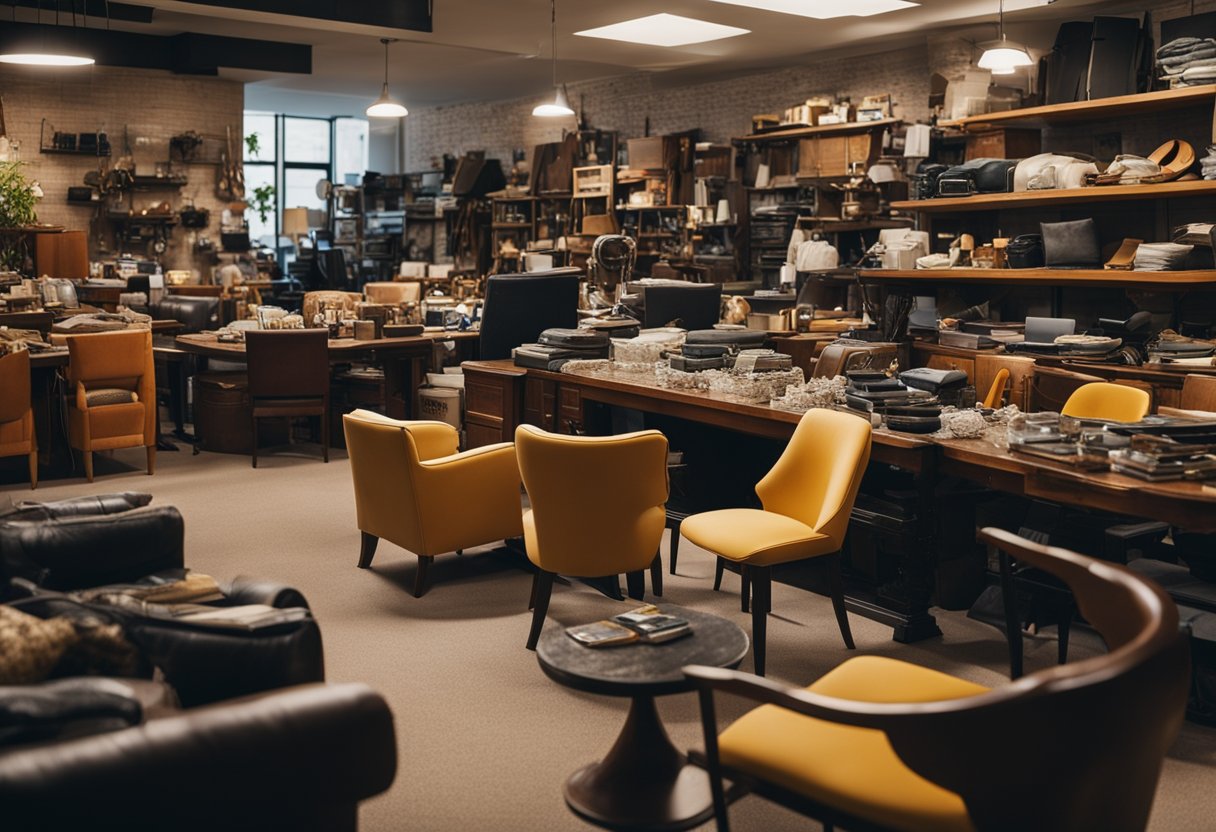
1, 492, 152, 522
0, 677, 144, 748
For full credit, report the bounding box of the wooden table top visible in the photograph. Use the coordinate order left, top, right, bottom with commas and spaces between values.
176, 329, 475, 359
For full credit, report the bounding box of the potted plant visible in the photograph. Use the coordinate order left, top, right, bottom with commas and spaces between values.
244, 132, 262, 160
0, 161, 40, 271
251, 184, 275, 224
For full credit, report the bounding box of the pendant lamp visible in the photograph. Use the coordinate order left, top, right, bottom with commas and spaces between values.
0, 1, 94, 66
366, 38, 408, 119
976, 0, 1033, 76
533, 0, 574, 118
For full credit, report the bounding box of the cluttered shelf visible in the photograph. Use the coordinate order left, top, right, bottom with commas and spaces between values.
736, 118, 899, 143
857, 268, 1216, 289
891, 180, 1216, 213
939, 84, 1216, 130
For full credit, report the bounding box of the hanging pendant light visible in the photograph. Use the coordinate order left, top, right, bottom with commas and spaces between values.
533, 0, 574, 118
0, 0, 95, 67
976, 0, 1033, 76
366, 38, 408, 118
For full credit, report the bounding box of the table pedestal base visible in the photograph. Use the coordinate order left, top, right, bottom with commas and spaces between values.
564, 695, 715, 832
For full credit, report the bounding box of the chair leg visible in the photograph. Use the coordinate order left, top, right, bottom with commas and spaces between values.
28, 450, 37, 489
357, 532, 379, 569
250, 414, 259, 468
713, 557, 725, 591
146, 445, 156, 476
741, 566, 750, 614
669, 527, 680, 575
826, 553, 855, 650
413, 555, 434, 598
625, 569, 645, 601
526, 570, 556, 650
83, 450, 93, 483
1057, 594, 1072, 665
528, 570, 540, 610
751, 566, 771, 677
999, 552, 1024, 680
650, 550, 664, 597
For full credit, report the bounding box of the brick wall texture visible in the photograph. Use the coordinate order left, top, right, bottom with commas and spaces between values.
0, 65, 243, 273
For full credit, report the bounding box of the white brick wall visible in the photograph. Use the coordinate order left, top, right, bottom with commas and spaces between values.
0, 65, 243, 273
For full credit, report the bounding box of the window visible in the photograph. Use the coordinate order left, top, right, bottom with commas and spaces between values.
284, 117, 330, 163
334, 118, 369, 186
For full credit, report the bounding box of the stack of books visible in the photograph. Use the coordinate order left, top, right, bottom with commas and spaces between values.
565, 605, 692, 648
1109, 435, 1216, 481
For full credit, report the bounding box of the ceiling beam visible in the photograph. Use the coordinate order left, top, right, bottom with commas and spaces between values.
3, 1, 154, 23
157, 0, 432, 33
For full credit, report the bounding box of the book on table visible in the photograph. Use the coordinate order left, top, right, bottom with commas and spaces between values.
566, 605, 692, 647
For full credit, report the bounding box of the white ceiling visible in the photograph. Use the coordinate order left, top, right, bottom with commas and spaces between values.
24, 0, 1145, 114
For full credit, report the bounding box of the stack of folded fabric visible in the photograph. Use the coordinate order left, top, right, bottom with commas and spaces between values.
1202, 146, 1216, 180
1134, 242, 1194, 271
1158, 37, 1216, 86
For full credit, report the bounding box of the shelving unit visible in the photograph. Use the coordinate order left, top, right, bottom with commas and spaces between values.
939, 85, 1216, 130
737, 118, 900, 142
857, 268, 1216, 290
892, 180, 1216, 213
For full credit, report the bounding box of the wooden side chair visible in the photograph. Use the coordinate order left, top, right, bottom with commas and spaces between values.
0, 350, 38, 489
245, 329, 330, 468
686, 527, 1189, 832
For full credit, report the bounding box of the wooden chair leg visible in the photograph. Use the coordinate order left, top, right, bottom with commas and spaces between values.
713, 557, 725, 591
741, 566, 751, 614
669, 527, 680, 575
28, 450, 37, 489
751, 566, 771, 677
357, 532, 379, 569
528, 570, 540, 610
999, 551, 1024, 680
413, 555, 434, 598
83, 450, 93, 483
650, 550, 664, 597
146, 445, 156, 475
526, 570, 556, 650
250, 414, 259, 468
625, 569, 645, 601
826, 553, 855, 650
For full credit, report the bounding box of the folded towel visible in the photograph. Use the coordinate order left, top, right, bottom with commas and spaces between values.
1134, 242, 1194, 272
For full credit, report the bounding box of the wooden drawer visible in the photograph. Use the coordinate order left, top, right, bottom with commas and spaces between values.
523, 377, 557, 431
557, 385, 584, 434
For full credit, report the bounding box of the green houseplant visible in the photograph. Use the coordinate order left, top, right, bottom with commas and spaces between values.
251, 184, 275, 224
0, 161, 40, 270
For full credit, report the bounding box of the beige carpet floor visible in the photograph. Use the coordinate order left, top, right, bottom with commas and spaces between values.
4, 442, 1215, 831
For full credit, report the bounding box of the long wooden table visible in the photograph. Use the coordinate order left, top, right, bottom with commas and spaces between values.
462, 358, 1216, 643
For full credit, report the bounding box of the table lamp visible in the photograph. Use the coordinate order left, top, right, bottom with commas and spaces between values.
281, 208, 311, 247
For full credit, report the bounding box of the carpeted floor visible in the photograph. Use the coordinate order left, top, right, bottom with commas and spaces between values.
4, 442, 1215, 831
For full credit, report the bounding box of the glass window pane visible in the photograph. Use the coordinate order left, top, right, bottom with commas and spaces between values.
284, 117, 330, 163
334, 118, 369, 186
244, 163, 277, 246
243, 112, 275, 162
284, 168, 329, 216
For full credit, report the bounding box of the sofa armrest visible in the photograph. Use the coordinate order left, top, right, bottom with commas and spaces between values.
219, 577, 311, 610
0, 683, 396, 829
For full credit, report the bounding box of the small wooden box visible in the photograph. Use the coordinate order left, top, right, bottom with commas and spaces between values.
573, 165, 613, 197
964, 128, 1041, 161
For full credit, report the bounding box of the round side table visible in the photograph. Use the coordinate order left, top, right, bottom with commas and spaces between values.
536, 604, 749, 831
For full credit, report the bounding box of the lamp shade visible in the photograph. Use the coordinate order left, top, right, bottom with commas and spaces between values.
366, 83, 408, 118
281, 207, 311, 239
977, 40, 1034, 75
532, 84, 574, 118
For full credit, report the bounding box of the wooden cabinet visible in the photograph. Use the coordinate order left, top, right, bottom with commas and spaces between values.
798, 132, 880, 178
463, 362, 524, 448
964, 128, 1041, 161
923, 353, 975, 383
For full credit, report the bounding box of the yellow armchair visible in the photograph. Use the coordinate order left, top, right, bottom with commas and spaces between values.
680, 408, 871, 676
0, 350, 37, 489
65, 330, 157, 482
1061, 381, 1150, 422
342, 409, 524, 597
515, 425, 669, 650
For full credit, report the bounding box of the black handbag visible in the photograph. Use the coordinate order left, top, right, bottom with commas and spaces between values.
937, 159, 1019, 197
1041, 218, 1101, 269
1006, 234, 1045, 269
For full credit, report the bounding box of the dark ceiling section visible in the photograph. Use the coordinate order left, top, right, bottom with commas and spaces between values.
4, 1, 153, 23
0, 23, 312, 75
172, 0, 433, 32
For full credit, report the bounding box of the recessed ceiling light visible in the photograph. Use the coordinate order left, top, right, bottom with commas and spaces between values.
708, 0, 918, 19
575, 14, 749, 48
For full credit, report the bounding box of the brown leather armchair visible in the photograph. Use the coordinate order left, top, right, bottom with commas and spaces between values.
65, 330, 157, 482
0, 681, 397, 831
0, 350, 37, 489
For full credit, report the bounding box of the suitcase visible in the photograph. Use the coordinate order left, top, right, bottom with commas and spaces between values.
685, 329, 768, 350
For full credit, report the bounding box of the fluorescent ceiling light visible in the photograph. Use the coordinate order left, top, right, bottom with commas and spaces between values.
575, 14, 749, 48
0, 52, 94, 66
708, 0, 918, 19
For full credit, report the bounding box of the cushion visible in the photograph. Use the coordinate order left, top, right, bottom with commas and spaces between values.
680, 508, 836, 566
84, 388, 139, 407
0, 606, 77, 684
718, 656, 987, 832
2, 493, 151, 522
0, 677, 143, 748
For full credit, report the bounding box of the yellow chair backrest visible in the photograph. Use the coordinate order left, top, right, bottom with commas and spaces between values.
343, 410, 460, 554
983, 368, 1010, 409
0, 350, 31, 424
755, 409, 872, 546
1061, 382, 1150, 422
516, 425, 668, 577
66, 329, 152, 389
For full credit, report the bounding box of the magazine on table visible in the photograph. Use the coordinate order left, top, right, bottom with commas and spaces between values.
566, 604, 691, 647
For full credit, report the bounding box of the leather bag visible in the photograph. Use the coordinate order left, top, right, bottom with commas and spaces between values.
937, 159, 1019, 197
1006, 234, 1045, 269
1041, 219, 1101, 269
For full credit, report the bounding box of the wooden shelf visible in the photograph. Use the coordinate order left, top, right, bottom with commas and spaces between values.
738, 118, 899, 142
857, 268, 1216, 289
797, 217, 915, 232
940, 85, 1216, 130
891, 180, 1216, 213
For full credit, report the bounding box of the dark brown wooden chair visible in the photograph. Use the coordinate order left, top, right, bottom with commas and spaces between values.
686, 526, 1189, 832
245, 329, 330, 468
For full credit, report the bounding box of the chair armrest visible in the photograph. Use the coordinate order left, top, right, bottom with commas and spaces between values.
414, 443, 523, 551
219, 577, 311, 610
0, 683, 396, 826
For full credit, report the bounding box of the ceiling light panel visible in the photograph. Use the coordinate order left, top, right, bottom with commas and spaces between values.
708, 0, 918, 20
575, 14, 750, 48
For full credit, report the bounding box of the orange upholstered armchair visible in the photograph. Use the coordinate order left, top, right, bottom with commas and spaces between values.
0, 349, 38, 488
65, 329, 157, 482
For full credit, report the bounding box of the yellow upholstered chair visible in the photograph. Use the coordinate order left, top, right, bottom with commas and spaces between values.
0, 350, 38, 489
65, 330, 156, 482
515, 425, 668, 650
342, 409, 523, 597
685, 527, 1189, 832
982, 368, 1010, 409
681, 408, 871, 676
1061, 382, 1150, 422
